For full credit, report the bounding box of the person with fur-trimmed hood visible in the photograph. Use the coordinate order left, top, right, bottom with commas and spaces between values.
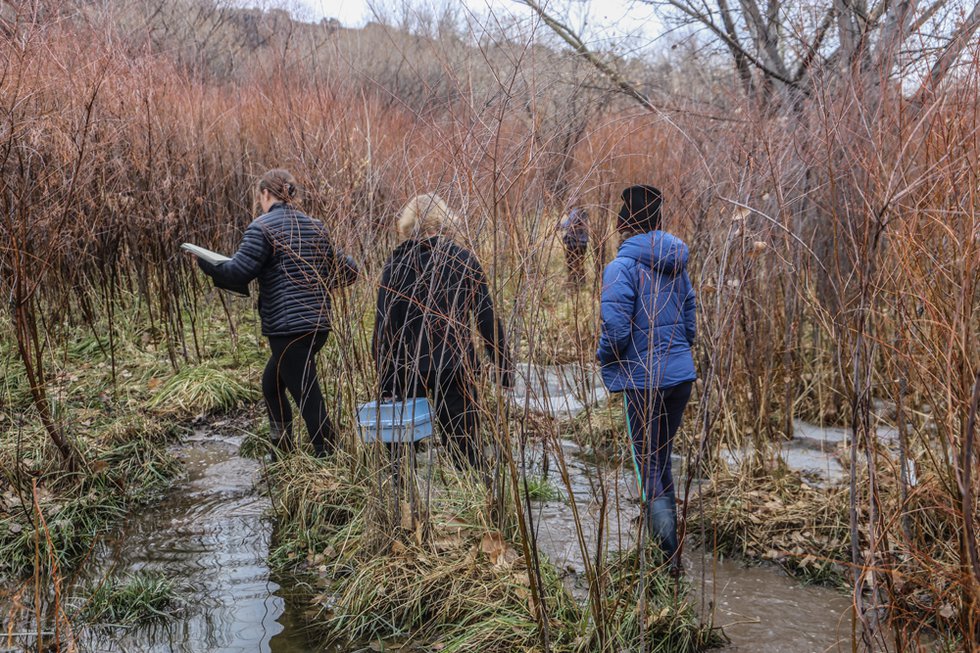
597, 185, 697, 574
372, 194, 512, 470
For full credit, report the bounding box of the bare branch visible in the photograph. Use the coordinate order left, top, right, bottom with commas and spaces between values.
915, 0, 980, 98
519, 0, 661, 112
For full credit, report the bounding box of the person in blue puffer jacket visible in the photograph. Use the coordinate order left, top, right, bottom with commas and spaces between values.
597, 184, 696, 572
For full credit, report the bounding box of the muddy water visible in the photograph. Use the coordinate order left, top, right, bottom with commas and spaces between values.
528, 439, 855, 653
72, 426, 853, 653
510, 363, 857, 650
81, 432, 322, 653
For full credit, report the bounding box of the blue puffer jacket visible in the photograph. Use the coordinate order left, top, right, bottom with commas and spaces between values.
199, 203, 358, 337
597, 231, 696, 391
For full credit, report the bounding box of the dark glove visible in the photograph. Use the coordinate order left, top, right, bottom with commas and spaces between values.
197, 257, 216, 275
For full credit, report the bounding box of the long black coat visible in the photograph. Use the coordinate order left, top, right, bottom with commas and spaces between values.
199, 203, 358, 336
373, 236, 510, 395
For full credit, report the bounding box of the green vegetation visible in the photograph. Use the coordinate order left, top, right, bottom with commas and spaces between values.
267, 452, 716, 652
593, 546, 725, 652
148, 364, 260, 416
239, 422, 272, 459
78, 570, 180, 625
0, 421, 181, 579
520, 473, 564, 502
0, 304, 267, 581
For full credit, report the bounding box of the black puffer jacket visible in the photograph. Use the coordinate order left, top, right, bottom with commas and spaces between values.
372, 236, 511, 394
199, 203, 358, 336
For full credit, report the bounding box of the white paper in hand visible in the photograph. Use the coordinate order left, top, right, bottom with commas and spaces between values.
181, 243, 231, 266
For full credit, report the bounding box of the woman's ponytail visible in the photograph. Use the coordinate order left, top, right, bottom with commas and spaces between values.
258, 168, 301, 204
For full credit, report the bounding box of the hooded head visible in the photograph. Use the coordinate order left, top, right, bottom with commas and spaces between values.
617, 185, 662, 235
397, 193, 460, 240
619, 230, 689, 275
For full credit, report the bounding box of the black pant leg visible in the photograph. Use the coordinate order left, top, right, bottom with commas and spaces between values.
428, 368, 482, 469
268, 333, 336, 455
263, 339, 293, 439
298, 334, 335, 454
625, 384, 690, 500
658, 382, 693, 495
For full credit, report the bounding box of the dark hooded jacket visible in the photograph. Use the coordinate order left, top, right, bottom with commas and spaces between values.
373, 236, 511, 395
198, 203, 358, 336
597, 231, 696, 391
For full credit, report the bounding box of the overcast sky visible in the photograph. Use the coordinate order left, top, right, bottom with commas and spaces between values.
294, 0, 663, 49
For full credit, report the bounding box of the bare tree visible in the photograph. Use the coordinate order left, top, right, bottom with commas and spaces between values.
523, 0, 980, 108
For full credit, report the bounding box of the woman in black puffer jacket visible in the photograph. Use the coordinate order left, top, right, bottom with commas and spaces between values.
198, 169, 358, 457
373, 194, 511, 470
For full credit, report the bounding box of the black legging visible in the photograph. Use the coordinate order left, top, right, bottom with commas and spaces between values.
393, 367, 483, 469
623, 382, 693, 501
263, 332, 335, 456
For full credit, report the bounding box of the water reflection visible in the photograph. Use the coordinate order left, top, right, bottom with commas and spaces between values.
74, 424, 854, 652
529, 438, 854, 652
87, 434, 300, 653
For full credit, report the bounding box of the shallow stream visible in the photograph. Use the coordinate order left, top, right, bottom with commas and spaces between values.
7, 379, 850, 653
528, 438, 855, 653
52, 428, 856, 653
74, 432, 323, 653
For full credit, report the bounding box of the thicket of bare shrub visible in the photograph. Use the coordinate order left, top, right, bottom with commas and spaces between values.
1, 0, 978, 649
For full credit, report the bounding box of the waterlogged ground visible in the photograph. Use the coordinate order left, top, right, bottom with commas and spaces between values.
25, 357, 862, 653
510, 364, 855, 652
528, 438, 854, 653
57, 430, 854, 653
75, 432, 326, 653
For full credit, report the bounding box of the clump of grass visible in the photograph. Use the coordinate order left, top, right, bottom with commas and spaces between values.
268, 454, 368, 564
79, 570, 180, 625
267, 454, 586, 652
590, 544, 726, 652
84, 432, 182, 505
149, 364, 259, 417
520, 473, 564, 502
322, 533, 582, 652
562, 398, 626, 456
68, 333, 108, 361
691, 463, 851, 587
239, 422, 271, 459
0, 430, 180, 579
98, 412, 182, 447
0, 488, 127, 578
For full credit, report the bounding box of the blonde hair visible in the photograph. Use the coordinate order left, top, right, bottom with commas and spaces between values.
397, 193, 460, 240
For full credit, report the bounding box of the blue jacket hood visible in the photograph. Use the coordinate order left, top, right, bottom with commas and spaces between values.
618, 231, 689, 274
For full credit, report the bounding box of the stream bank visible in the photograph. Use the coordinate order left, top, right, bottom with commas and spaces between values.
23, 405, 859, 652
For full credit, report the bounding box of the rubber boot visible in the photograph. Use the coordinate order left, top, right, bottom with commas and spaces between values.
647, 491, 680, 575
269, 421, 294, 461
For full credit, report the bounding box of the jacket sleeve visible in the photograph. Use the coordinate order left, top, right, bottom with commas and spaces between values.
682, 270, 697, 346
471, 257, 512, 387
198, 221, 270, 287
329, 249, 360, 290
373, 257, 396, 396
597, 259, 635, 365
